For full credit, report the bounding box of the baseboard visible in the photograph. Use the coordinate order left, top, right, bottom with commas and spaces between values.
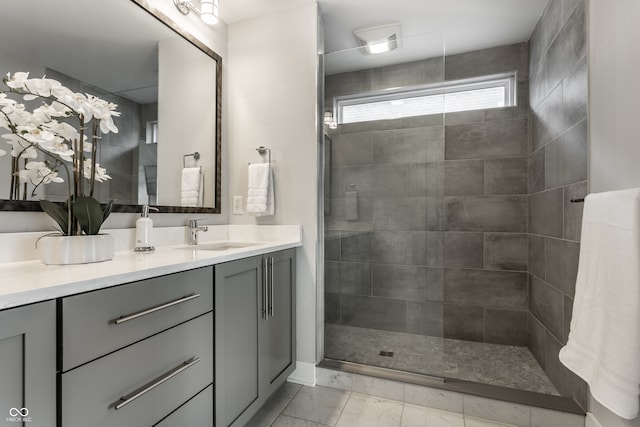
287, 361, 316, 386
586, 413, 603, 427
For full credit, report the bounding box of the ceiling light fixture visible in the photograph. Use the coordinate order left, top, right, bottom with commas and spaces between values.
353, 22, 401, 55
173, 0, 219, 25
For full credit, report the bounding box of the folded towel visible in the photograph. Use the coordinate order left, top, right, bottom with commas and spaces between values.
559, 188, 640, 420
181, 167, 204, 207
345, 190, 358, 221
247, 163, 274, 216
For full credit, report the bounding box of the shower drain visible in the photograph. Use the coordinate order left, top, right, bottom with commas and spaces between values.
379, 351, 394, 357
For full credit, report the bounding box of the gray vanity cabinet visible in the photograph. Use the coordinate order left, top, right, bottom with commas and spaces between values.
0, 301, 56, 427
215, 248, 296, 427
60, 267, 214, 427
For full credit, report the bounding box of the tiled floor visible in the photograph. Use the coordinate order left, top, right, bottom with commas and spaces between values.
247, 383, 527, 427
324, 324, 558, 395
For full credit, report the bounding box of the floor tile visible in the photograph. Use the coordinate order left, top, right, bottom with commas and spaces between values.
401, 403, 465, 427
463, 395, 530, 427
272, 414, 331, 427
246, 383, 303, 427
283, 386, 350, 426
464, 417, 520, 427
531, 407, 584, 427
335, 393, 403, 427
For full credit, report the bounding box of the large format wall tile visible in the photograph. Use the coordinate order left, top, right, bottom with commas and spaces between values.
444, 269, 528, 309
545, 238, 580, 297
529, 276, 564, 341
407, 301, 444, 337
332, 133, 373, 166
341, 164, 409, 197
531, 84, 565, 150
371, 57, 444, 90
444, 232, 484, 269
445, 43, 529, 82
529, 189, 563, 238
528, 313, 547, 368
544, 119, 588, 189
484, 233, 528, 271
446, 196, 528, 232
372, 197, 427, 231
445, 119, 528, 160
444, 304, 484, 341
484, 158, 528, 195
339, 262, 372, 296
340, 294, 407, 332
484, 309, 528, 345
562, 59, 588, 130
444, 160, 484, 196
528, 148, 545, 193
528, 235, 546, 280
545, 1, 586, 94
372, 264, 426, 301
563, 181, 587, 241
408, 162, 444, 197
370, 231, 443, 267
373, 127, 444, 164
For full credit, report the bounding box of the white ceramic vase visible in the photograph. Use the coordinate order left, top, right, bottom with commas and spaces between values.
39, 234, 114, 265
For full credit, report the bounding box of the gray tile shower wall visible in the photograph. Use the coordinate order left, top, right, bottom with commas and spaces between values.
528, 0, 588, 409
325, 43, 531, 347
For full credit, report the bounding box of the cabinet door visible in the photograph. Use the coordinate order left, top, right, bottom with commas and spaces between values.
154, 385, 213, 427
215, 255, 264, 427
0, 301, 56, 427
263, 249, 297, 393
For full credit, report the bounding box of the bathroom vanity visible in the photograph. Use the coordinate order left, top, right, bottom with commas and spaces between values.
0, 226, 300, 427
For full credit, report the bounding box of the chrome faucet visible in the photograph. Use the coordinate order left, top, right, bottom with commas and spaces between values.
188, 219, 208, 245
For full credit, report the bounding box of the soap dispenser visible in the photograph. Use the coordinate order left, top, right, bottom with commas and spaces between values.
134, 205, 159, 252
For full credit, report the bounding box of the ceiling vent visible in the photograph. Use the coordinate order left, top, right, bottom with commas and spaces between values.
353, 22, 401, 55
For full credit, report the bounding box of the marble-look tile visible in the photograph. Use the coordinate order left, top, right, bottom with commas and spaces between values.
401, 403, 465, 427
247, 383, 303, 427
464, 417, 522, 427
463, 395, 531, 427
404, 384, 464, 413
272, 415, 329, 427
335, 393, 403, 427
351, 374, 404, 401
531, 408, 585, 427
283, 386, 350, 426
316, 367, 353, 391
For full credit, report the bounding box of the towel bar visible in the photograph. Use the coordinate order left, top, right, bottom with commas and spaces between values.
570, 198, 585, 203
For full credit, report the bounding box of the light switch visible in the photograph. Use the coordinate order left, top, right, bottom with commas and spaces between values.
233, 196, 243, 214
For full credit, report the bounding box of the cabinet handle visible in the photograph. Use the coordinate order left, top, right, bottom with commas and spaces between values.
262, 257, 268, 320
268, 256, 274, 317
113, 357, 200, 410
112, 294, 201, 325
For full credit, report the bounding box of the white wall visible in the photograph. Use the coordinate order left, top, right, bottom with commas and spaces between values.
227, 1, 319, 383
589, 0, 640, 193
0, 0, 229, 233
588, 0, 640, 426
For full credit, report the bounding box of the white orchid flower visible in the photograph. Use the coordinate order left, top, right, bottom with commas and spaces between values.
2, 134, 37, 158
5, 72, 29, 89
42, 120, 80, 142
86, 95, 120, 134
17, 161, 64, 186
84, 162, 111, 182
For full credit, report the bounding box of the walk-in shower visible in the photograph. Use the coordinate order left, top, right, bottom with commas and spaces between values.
320, 5, 589, 411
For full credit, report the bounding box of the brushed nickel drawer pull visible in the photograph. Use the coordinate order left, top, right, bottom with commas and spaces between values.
113, 294, 201, 325
113, 357, 200, 410
262, 257, 268, 319
268, 256, 274, 317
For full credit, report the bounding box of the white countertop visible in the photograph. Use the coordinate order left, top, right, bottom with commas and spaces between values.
0, 225, 302, 310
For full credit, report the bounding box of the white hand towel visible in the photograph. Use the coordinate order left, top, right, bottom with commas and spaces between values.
559, 188, 640, 420
345, 190, 358, 221
181, 167, 203, 207
247, 163, 274, 216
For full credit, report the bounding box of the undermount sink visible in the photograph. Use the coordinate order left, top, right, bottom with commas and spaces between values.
178, 242, 261, 251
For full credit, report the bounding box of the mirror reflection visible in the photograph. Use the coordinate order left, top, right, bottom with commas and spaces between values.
0, 0, 221, 212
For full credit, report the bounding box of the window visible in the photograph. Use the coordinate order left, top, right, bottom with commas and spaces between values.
146, 121, 158, 144
334, 72, 517, 124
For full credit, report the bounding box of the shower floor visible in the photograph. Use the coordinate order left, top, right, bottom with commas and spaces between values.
324, 324, 559, 395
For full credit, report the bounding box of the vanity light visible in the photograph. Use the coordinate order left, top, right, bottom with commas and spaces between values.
353, 22, 401, 55
173, 0, 219, 25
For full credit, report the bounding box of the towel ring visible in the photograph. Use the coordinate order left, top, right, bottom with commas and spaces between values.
249, 146, 271, 165
183, 152, 200, 168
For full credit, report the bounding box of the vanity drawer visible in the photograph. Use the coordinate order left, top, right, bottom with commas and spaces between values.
154, 384, 213, 426
61, 312, 213, 427
62, 266, 213, 371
